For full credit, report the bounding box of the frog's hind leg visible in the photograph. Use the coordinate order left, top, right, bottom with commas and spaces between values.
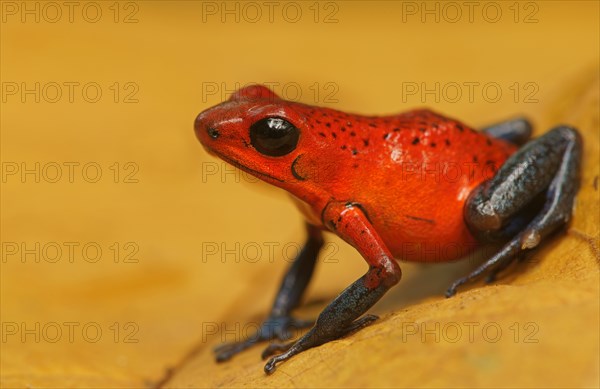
446, 125, 582, 297
482, 117, 533, 145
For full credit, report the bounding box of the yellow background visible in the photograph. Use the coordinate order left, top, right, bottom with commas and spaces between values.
1, 1, 598, 387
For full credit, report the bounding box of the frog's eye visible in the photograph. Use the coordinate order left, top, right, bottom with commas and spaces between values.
249, 117, 300, 157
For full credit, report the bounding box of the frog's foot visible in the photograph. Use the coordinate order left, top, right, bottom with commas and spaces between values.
447, 126, 582, 297
214, 316, 314, 362
261, 314, 378, 360
264, 314, 379, 374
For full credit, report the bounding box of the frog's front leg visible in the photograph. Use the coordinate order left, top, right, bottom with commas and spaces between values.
446, 125, 582, 297
263, 202, 401, 374
214, 223, 323, 362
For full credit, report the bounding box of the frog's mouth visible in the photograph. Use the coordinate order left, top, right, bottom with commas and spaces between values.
206, 148, 285, 183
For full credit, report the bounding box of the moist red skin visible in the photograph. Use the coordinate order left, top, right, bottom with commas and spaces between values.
195, 85, 517, 262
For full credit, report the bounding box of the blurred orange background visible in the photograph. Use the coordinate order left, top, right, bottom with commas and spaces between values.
1, 1, 598, 387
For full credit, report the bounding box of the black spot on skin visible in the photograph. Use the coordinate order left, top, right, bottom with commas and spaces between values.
318, 132, 326, 137
360, 230, 366, 234
325, 122, 331, 128
486, 138, 493, 146
323, 113, 328, 117
473, 155, 479, 163
432, 123, 439, 128
350, 131, 356, 137
430, 142, 436, 148
369, 123, 377, 128
393, 128, 400, 132
310, 124, 314, 128
384, 133, 391, 140
352, 163, 359, 168
341, 126, 346, 132
352, 149, 358, 155
445, 139, 451, 146
337, 216, 342, 222
341, 145, 347, 150
456, 124, 464, 132
316, 119, 321, 124
363, 139, 369, 146
332, 132, 337, 139
333, 118, 340, 123
412, 137, 420, 145
405, 215, 435, 224
419, 127, 426, 133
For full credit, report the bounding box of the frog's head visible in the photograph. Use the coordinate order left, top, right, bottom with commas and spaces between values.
195, 84, 330, 190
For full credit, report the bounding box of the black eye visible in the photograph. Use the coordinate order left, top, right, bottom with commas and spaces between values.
249, 117, 299, 156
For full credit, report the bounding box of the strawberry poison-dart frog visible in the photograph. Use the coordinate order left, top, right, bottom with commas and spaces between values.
194, 84, 582, 374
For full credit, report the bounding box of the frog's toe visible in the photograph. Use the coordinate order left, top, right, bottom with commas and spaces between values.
214, 340, 255, 362
261, 341, 294, 360
213, 333, 274, 362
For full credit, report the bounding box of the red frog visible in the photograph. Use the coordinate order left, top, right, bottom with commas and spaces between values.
194, 84, 581, 374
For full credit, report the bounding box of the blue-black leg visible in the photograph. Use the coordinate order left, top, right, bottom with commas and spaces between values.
214, 223, 323, 362
446, 126, 582, 297
263, 280, 387, 374
482, 117, 533, 145
484, 253, 526, 283
263, 202, 401, 374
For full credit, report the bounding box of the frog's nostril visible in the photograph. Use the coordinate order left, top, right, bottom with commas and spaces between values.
207, 128, 220, 139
